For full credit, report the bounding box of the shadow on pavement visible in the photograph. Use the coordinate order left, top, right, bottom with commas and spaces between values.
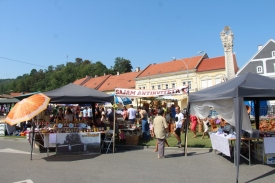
42, 154, 101, 162
165, 153, 185, 158
184, 149, 213, 156
246, 169, 275, 183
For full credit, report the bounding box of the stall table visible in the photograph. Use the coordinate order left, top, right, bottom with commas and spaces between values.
210, 133, 259, 166
30, 131, 106, 156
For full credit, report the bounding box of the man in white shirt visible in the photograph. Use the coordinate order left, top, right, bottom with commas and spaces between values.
127, 105, 136, 124
107, 108, 112, 119
83, 107, 87, 121
173, 106, 185, 148
87, 107, 93, 120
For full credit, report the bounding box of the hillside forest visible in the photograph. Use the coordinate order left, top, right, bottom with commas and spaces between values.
0, 57, 133, 94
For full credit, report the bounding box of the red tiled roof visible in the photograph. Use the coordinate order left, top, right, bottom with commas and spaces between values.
81, 75, 111, 89
98, 71, 143, 91
10, 92, 31, 96
137, 56, 204, 78
197, 54, 238, 73
197, 56, 225, 72
73, 77, 89, 85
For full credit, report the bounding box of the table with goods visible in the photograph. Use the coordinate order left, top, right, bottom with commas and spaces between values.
210, 118, 275, 165
251, 118, 275, 165
29, 119, 107, 156
117, 119, 142, 146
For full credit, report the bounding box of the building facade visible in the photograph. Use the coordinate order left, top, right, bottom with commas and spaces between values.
236, 39, 275, 79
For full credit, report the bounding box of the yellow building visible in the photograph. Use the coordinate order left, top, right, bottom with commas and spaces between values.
135, 54, 238, 109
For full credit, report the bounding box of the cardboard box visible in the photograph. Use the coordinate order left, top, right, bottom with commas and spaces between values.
266, 154, 275, 164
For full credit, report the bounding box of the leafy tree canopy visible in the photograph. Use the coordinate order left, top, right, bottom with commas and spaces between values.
113, 57, 133, 74
0, 57, 133, 94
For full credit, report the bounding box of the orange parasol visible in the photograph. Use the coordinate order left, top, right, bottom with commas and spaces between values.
5, 93, 51, 126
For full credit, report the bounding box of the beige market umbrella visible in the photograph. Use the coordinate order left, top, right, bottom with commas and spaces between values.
5, 93, 50, 126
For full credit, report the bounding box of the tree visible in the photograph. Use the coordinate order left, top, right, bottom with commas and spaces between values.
75, 58, 83, 65
93, 61, 108, 76
113, 57, 133, 74
30, 69, 38, 76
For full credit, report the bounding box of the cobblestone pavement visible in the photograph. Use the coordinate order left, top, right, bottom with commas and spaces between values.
0, 138, 274, 183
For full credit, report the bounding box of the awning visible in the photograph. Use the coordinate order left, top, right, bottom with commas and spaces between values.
156, 95, 187, 101
0, 98, 19, 103
13, 91, 41, 100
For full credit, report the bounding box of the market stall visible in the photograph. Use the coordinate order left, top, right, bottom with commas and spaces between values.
188, 72, 275, 182
114, 86, 188, 144
41, 83, 114, 155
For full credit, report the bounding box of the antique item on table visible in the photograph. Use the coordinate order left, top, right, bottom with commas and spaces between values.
269, 119, 275, 131
259, 120, 269, 132
69, 123, 74, 128
58, 123, 63, 128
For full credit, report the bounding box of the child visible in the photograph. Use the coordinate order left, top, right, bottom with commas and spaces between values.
201, 117, 210, 139
119, 130, 126, 144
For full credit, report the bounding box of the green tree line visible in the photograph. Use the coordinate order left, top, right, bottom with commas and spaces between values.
0, 57, 133, 94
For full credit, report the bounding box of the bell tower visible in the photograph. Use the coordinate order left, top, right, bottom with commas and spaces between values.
220, 26, 235, 80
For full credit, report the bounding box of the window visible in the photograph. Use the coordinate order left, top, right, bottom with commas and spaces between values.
157, 85, 161, 89
171, 83, 175, 88
215, 78, 221, 84
256, 66, 262, 73
188, 81, 192, 89
142, 86, 146, 89
151, 85, 155, 89
183, 81, 192, 89
272, 51, 275, 57
201, 79, 212, 89
138, 87, 141, 89
165, 84, 168, 89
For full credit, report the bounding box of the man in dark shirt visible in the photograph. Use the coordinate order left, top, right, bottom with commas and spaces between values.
108, 108, 118, 134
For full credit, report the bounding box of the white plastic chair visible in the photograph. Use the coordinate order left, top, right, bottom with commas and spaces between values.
101, 130, 115, 153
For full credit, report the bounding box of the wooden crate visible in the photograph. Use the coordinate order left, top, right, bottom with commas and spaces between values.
125, 135, 139, 145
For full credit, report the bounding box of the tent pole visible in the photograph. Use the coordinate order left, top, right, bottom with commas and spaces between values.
113, 95, 115, 153
30, 118, 35, 160
234, 97, 243, 183
254, 99, 260, 130
184, 88, 190, 157
92, 103, 96, 126
184, 102, 190, 156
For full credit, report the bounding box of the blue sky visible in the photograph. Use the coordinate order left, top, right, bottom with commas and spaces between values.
1, 0, 275, 79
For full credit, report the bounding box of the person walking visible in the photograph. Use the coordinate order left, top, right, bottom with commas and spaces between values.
190, 115, 199, 138
139, 106, 149, 140
173, 106, 184, 148
153, 108, 169, 159
201, 117, 210, 139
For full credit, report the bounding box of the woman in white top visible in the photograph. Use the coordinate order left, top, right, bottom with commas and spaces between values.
100, 108, 106, 122
64, 108, 74, 122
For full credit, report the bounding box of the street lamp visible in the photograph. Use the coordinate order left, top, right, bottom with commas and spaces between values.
173, 51, 204, 157
172, 51, 204, 94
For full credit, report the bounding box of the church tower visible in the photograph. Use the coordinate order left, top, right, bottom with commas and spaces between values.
220, 26, 235, 80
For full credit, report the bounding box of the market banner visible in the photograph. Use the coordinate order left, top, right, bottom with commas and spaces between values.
56, 132, 101, 155
115, 86, 188, 97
